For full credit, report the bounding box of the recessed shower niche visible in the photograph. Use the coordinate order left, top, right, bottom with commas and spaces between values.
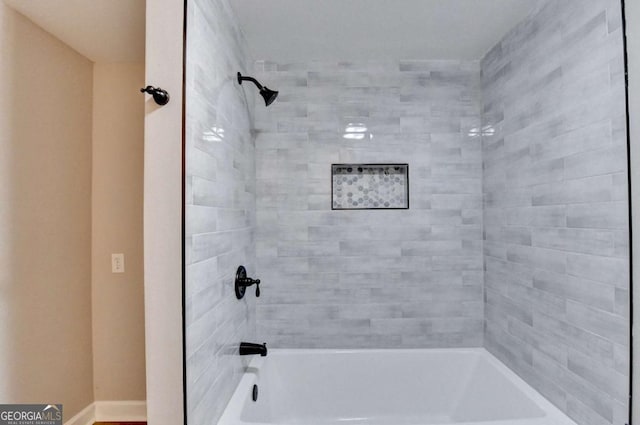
331, 164, 409, 210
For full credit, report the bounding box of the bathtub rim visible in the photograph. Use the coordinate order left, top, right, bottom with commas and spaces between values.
218, 347, 578, 425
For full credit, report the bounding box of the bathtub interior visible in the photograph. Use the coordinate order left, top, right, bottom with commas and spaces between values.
238, 350, 546, 424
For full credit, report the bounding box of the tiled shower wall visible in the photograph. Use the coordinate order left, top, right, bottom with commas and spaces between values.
481, 1, 629, 424
184, 0, 257, 423
253, 60, 484, 348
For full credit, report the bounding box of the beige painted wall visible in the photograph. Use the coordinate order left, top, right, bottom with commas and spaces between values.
0, 1, 94, 419
92, 62, 146, 401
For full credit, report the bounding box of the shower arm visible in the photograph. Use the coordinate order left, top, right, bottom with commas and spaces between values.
237, 73, 264, 90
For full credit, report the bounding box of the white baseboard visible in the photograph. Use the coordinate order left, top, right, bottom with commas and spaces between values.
94, 401, 147, 422
65, 401, 147, 425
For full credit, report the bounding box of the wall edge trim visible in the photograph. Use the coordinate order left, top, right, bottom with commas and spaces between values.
63, 403, 94, 425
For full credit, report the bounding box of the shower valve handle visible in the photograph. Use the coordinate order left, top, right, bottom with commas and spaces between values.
245, 278, 260, 296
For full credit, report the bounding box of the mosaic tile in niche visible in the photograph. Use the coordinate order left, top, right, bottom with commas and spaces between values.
332, 164, 408, 209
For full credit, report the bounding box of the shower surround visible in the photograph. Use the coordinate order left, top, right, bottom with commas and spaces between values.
481, 1, 629, 425
250, 1, 629, 424
253, 60, 485, 349
184, 0, 257, 423
183, 1, 630, 425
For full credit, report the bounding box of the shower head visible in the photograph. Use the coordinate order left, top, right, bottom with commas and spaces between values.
259, 87, 279, 107
237, 72, 279, 107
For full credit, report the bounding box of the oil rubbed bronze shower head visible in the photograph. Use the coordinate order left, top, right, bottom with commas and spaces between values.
237, 72, 279, 106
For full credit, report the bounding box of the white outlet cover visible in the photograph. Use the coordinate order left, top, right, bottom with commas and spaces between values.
111, 253, 125, 273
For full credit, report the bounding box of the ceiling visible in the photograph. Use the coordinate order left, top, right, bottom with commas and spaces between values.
3, 0, 145, 62
2, 0, 536, 63
231, 0, 538, 62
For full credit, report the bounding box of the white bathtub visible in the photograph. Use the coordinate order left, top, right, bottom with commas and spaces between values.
218, 348, 576, 425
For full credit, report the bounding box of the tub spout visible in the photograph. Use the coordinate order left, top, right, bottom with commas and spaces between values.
239, 342, 267, 357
